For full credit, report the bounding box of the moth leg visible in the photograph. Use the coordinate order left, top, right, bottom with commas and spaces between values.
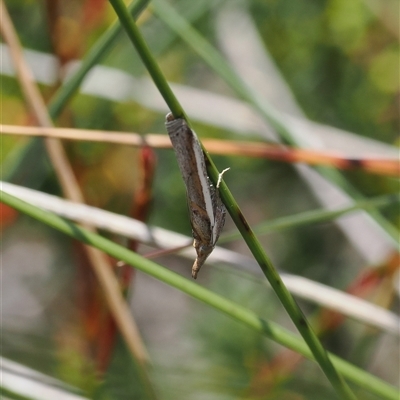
216, 167, 230, 188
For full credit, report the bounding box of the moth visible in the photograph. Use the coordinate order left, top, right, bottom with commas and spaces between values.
165, 113, 228, 279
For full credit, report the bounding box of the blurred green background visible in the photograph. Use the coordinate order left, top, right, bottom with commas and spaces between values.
1, 0, 399, 399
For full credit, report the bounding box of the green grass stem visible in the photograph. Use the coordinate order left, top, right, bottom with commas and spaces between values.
1, 190, 398, 400
152, 0, 399, 247
48, 0, 150, 119
108, 1, 358, 398
220, 193, 400, 244
4, 0, 150, 184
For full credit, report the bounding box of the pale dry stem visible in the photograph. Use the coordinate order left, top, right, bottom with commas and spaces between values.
0, 0, 149, 365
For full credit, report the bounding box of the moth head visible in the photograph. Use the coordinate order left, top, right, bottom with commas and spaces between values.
166, 112, 175, 122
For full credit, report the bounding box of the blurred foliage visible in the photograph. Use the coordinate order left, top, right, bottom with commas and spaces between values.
1, 0, 399, 399
252, 0, 399, 143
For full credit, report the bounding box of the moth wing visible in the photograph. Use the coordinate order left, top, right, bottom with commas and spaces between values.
166, 116, 215, 246
210, 186, 226, 245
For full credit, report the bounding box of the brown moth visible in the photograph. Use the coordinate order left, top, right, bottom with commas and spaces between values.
165, 113, 228, 279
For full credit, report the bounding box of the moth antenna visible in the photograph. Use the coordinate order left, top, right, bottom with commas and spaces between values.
217, 167, 230, 188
